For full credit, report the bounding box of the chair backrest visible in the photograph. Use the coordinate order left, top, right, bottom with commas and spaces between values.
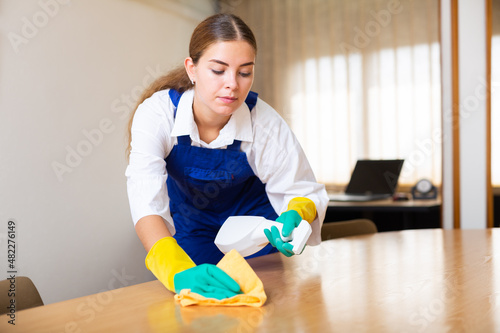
321, 219, 378, 241
0, 276, 44, 315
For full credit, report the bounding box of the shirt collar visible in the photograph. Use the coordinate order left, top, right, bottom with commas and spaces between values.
170, 89, 254, 148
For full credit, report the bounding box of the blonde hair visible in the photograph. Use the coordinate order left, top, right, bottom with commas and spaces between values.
126, 13, 257, 159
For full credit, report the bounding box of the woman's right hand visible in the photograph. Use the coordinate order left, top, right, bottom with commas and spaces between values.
174, 264, 241, 299
144, 236, 241, 300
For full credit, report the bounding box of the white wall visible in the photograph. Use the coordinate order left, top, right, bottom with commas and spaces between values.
440, 0, 454, 230
457, 0, 488, 228
0, 0, 214, 304
440, 0, 489, 229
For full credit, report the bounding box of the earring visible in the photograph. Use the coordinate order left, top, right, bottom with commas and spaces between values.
191, 79, 195, 85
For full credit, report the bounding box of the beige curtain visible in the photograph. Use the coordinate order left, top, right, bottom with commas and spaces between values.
233, 0, 441, 187
492, 0, 500, 185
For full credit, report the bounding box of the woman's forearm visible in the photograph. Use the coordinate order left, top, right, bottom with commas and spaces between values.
135, 215, 172, 252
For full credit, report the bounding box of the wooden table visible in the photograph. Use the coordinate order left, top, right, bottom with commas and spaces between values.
2, 229, 500, 332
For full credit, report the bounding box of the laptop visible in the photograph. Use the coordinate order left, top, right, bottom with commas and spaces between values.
329, 159, 405, 202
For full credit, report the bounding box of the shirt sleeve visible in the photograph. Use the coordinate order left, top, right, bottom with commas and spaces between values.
245, 98, 329, 246
124, 92, 176, 234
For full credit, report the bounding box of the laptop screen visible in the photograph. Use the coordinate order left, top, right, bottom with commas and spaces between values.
345, 159, 405, 195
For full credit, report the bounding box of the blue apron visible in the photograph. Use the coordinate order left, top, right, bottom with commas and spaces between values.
165, 89, 278, 265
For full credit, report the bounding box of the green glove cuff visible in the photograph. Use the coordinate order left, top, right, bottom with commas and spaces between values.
145, 237, 196, 292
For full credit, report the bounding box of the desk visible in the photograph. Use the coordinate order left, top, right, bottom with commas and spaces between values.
2, 229, 499, 332
327, 198, 442, 231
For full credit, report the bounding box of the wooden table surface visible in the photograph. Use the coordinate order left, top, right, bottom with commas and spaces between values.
2, 229, 500, 332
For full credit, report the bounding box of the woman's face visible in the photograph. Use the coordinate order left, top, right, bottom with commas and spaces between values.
186, 40, 255, 120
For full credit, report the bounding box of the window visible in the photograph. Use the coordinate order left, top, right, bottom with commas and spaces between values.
235, 0, 441, 186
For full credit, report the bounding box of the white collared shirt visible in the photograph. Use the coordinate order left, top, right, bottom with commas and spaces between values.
125, 89, 328, 245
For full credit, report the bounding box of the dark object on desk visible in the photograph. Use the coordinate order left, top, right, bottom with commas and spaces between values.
321, 219, 378, 241
493, 195, 500, 227
0, 276, 44, 314
411, 179, 438, 199
393, 192, 410, 201
326, 199, 441, 232
329, 159, 405, 202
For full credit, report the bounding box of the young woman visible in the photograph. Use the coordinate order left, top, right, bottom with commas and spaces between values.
126, 13, 328, 300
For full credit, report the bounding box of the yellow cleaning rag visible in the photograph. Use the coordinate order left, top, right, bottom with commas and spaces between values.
174, 249, 267, 307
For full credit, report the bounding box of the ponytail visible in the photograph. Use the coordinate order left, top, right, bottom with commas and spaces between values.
126, 66, 191, 159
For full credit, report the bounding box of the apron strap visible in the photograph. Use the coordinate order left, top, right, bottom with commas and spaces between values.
227, 140, 241, 151
245, 91, 259, 111
169, 89, 183, 118
177, 135, 191, 146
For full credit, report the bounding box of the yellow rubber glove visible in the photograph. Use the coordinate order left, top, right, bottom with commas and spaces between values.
264, 197, 317, 256
145, 237, 242, 299
287, 197, 317, 223
145, 237, 196, 292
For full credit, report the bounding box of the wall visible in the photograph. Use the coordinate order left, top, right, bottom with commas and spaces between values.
440, 0, 489, 229
440, 0, 455, 229
457, 0, 488, 228
0, 0, 214, 304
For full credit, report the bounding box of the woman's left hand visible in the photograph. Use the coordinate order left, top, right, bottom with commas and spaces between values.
264, 210, 302, 257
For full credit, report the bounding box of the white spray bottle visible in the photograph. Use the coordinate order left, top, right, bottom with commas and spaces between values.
214, 216, 312, 257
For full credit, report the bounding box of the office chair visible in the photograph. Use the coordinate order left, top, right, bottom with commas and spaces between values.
321, 219, 378, 241
0, 276, 44, 314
